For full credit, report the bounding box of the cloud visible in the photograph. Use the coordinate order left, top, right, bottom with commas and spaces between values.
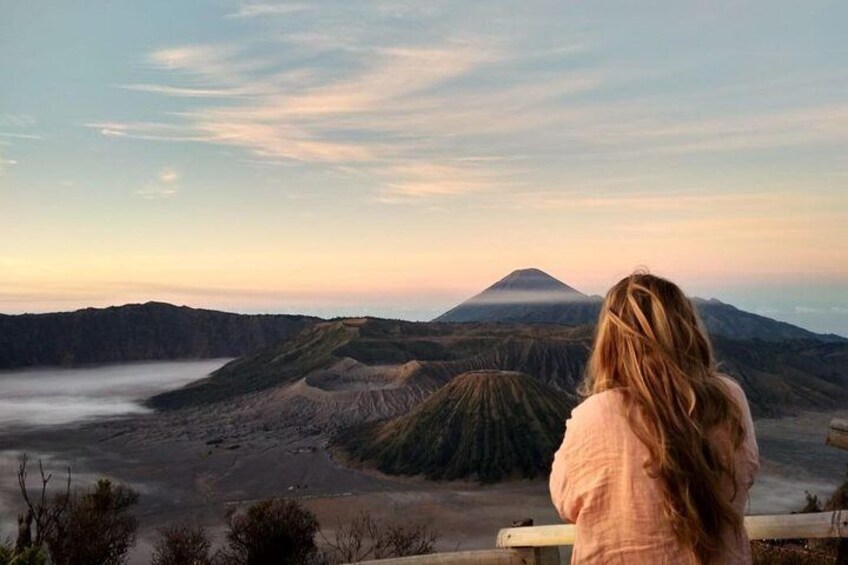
226, 2, 310, 19
158, 167, 179, 184
134, 186, 178, 200
118, 83, 257, 98
0, 114, 36, 128
0, 132, 43, 140
795, 305, 848, 315
91, 1, 848, 206
134, 167, 180, 199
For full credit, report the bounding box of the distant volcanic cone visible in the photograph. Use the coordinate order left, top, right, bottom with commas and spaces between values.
434, 268, 602, 326
332, 370, 575, 483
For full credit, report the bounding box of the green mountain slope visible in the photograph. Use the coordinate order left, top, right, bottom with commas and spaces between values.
333, 370, 575, 482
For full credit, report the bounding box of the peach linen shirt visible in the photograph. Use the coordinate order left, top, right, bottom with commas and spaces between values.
549, 376, 760, 564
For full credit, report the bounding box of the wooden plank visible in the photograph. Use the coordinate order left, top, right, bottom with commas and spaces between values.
746, 511, 848, 540
831, 418, 848, 432
496, 512, 848, 548
828, 418, 848, 451
497, 524, 575, 549
348, 548, 540, 565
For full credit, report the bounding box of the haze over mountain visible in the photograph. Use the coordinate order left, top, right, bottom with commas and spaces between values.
0, 302, 317, 369
435, 269, 846, 343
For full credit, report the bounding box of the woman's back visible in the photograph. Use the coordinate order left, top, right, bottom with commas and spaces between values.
549, 374, 760, 564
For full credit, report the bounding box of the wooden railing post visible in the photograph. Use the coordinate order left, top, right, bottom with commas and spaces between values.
827, 418, 848, 451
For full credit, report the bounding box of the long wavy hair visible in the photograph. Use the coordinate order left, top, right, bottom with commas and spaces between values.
582, 272, 746, 563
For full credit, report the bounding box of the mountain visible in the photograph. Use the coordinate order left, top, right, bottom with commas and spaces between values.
139, 316, 848, 483
691, 298, 845, 342
435, 269, 845, 343
332, 370, 575, 482
435, 268, 602, 327
148, 318, 590, 414
0, 302, 319, 369
150, 317, 848, 421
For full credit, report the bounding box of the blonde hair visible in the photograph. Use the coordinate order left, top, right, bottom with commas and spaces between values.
582, 272, 745, 563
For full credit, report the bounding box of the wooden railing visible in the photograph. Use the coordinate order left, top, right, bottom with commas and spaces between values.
828, 417, 848, 451
348, 511, 848, 564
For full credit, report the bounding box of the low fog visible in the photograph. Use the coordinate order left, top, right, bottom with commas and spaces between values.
0, 359, 230, 427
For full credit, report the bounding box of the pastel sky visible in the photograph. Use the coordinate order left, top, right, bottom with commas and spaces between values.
1, 1, 846, 334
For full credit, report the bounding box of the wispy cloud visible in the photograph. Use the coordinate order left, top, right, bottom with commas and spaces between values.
134, 166, 180, 199
0, 114, 36, 128
89, 1, 848, 207
93, 34, 596, 198
0, 132, 43, 140
135, 185, 178, 200
226, 2, 310, 19
0, 157, 17, 173
158, 167, 179, 184
118, 83, 256, 98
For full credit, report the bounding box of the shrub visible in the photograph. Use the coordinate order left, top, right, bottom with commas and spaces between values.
151, 524, 213, 565
45, 479, 139, 565
0, 544, 49, 565
322, 511, 437, 563
219, 498, 319, 565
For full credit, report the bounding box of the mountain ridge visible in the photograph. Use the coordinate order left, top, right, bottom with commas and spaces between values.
0, 302, 319, 369
149, 316, 848, 419
435, 269, 845, 343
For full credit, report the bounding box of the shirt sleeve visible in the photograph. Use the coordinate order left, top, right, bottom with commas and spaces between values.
719, 376, 760, 486
549, 411, 586, 523
736, 383, 760, 486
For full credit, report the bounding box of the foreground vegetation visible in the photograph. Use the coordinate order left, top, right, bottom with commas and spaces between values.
2, 454, 437, 565
3, 453, 846, 564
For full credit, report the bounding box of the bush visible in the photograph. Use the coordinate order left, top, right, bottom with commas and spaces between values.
45, 479, 139, 565
322, 511, 437, 563
799, 491, 823, 513
0, 544, 48, 565
151, 524, 213, 565
219, 498, 319, 565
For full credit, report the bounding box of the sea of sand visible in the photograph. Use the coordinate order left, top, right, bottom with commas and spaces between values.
0, 361, 845, 564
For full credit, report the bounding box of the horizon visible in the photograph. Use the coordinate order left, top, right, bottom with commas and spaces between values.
2, 1, 847, 335
2, 266, 845, 338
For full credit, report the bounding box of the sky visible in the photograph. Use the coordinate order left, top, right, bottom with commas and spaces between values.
1, 1, 846, 335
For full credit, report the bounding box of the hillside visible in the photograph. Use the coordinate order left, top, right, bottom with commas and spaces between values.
332, 370, 575, 482
148, 318, 590, 413
150, 317, 848, 421
435, 269, 845, 343
0, 302, 318, 369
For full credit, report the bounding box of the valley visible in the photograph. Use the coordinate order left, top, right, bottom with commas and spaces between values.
1, 270, 846, 563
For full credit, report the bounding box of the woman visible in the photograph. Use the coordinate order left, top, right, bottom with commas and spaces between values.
549, 273, 759, 564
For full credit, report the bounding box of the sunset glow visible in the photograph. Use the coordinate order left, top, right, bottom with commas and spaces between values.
2, 1, 846, 333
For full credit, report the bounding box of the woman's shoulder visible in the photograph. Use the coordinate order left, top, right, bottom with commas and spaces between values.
571, 388, 627, 425
714, 373, 747, 402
